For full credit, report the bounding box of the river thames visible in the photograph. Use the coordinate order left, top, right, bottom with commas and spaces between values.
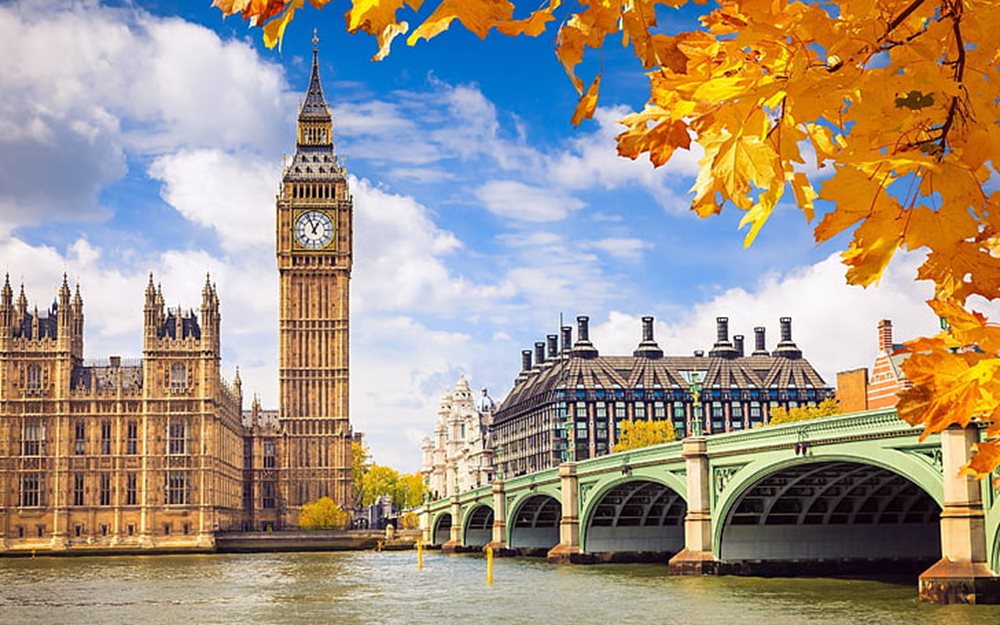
0, 551, 995, 625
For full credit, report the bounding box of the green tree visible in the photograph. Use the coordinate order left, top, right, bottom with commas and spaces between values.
613, 420, 676, 453
768, 398, 841, 426
361, 464, 400, 507
298, 496, 349, 530
395, 472, 427, 510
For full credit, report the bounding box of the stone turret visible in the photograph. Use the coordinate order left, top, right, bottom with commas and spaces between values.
201, 274, 220, 354
71, 283, 84, 358
0, 274, 13, 349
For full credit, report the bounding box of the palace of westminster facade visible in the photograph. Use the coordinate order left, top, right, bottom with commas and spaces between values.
0, 44, 353, 552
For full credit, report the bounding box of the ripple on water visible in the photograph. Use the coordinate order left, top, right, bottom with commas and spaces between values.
0, 552, 996, 625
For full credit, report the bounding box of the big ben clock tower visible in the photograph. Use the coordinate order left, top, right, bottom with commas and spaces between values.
276, 34, 353, 522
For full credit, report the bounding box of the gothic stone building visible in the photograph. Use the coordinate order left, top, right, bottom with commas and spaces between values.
0, 275, 246, 551
0, 41, 355, 551
492, 315, 834, 477
420, 376, 496, 499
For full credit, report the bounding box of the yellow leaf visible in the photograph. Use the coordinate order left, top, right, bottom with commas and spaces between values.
739, 182, 783, 247
262, 0, 302, 50
712, 133, 779, 198
964, 442, 1000, 480
616, 106, 690, 167
407, 0, 513, 45
496, 0, 560, 37
570, 74, 601, 127
789, 172, 817, 222
815, 167, 890, 244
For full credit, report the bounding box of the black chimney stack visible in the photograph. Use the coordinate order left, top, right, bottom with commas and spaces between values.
709, 316, 739, 359
560, 326, 572, 354
734, 335, 745, 357
717, 317, 729, 343
572, 315, 599, 358
515, 349, 533, 384
752, 326, 769, 356
547, 334, 558, 359
773, 316, 802, 359
534, 341, 546, 367
633, 315, 664, 359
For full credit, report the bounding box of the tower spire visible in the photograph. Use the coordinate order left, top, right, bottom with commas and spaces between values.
299, 30, 331, 122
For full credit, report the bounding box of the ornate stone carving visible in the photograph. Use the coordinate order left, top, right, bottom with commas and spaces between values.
713, 464, 746, 495
579, 480, 596, 507
904, 447, 944, 474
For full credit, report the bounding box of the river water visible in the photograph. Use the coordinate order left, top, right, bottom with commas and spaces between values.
0, 551, 996, 625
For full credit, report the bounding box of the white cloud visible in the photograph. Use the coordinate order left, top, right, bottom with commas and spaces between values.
547, 107, 702, 214
352, 176, 511, 314
0, 1, 294, 231
149, 149, 280, 252
586, 237, 653, 261
351, 315, 472, 466
589, 252, 951, 386
475, 180, 585, 222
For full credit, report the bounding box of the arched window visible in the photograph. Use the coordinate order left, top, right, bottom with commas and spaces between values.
170, 362, 186, 392
26, 364, 41, 392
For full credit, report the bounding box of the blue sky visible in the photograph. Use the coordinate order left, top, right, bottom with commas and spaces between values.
0, 0, 954, 470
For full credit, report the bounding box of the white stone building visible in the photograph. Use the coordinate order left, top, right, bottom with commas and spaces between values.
421, 376, 496, 499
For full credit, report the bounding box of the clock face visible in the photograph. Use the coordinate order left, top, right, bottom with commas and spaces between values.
294, 211, 335, 249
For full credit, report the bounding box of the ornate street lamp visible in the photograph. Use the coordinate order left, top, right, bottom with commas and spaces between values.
689, 372, 704, 437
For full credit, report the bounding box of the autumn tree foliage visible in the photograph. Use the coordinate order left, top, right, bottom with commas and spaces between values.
299, 496, 350, 530
768, 398, 841, 426
613, 419, 677, 453
352, 441, 427, 510
215, 0, 1000, 473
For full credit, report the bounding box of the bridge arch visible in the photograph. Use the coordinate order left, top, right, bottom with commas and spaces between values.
430, 512, 452, 547
463, 504, 494, 548
580, 478, 687, 557
507, 494, 561, 553
716, 457, 942, 570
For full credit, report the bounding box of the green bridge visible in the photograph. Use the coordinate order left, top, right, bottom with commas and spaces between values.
420, 408, 1000, 604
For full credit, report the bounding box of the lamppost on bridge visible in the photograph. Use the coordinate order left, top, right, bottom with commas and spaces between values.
689, 372, 704, 437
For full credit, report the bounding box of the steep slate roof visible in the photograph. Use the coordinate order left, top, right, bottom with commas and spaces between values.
495, 351, 831, 426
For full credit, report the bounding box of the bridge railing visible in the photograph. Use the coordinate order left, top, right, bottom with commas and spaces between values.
705, 407, 916, 455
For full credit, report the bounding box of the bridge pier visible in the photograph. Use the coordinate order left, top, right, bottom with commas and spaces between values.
547, 462, 581, 564
441, 496, 463, 554
420, 507, 431, 546
669, 437, 719, 574
485, 480, 514, 556
920, 425, 1000, 604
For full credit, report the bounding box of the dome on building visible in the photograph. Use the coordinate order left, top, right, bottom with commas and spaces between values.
476, 387, 496, 413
